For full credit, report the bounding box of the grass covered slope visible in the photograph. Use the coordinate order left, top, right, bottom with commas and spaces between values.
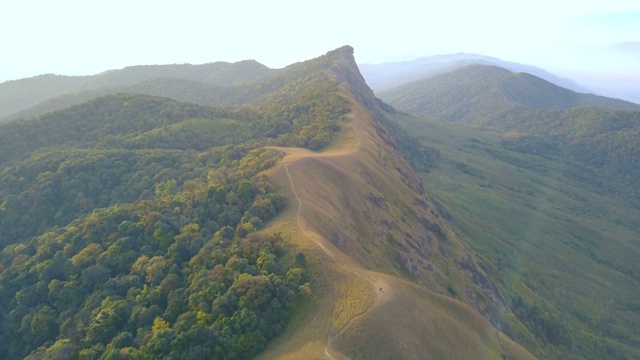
255, 48, 536, 359
393, 113, 640, 359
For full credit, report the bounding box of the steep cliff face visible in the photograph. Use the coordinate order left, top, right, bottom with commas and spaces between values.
326, 46, 384, 111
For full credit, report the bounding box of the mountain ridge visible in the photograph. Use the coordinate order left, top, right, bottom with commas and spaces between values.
0, 45, 538, 359
254, 49, 537, 357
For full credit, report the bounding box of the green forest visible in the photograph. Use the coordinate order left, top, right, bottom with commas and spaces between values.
0, 149, 304, 359
0, 48, 353, 359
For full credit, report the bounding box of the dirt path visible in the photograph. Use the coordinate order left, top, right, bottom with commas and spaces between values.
284, 146, 390, 359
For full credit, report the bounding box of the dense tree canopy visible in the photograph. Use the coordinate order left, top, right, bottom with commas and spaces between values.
0, 148, 309, 359
0, 49, 354, 358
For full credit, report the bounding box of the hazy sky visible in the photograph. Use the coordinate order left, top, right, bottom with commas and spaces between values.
2, 0, 639, 83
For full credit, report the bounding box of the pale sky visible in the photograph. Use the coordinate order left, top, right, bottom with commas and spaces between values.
2, 0, 639, 83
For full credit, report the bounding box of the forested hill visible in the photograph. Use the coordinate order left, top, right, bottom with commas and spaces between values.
0, 47, 362, 166
378, 64, 640, 120
0, 60, 272, 121
0, 47, 354, 359
359, 53, 590, 93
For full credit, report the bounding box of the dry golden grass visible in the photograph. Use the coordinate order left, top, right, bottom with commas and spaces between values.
334, 274, 534, 360
330, 275, 373, 332
257, 82, 536, 359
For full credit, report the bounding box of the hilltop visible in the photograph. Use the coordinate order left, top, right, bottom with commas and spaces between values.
253, 47, 535, 359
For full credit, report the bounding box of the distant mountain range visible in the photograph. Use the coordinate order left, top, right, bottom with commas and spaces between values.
378, 64, 640, 119
359, 53, 591, 94
0, 60, 272, 121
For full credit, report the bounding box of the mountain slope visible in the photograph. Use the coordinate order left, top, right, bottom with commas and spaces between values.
390, 112, 640, 359
0, 48, 355, 359
255, 49, 536, 358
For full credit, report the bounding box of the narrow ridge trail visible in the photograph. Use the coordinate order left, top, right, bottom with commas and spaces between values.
261, 88, 538, 360
284, 156, 390, 359
267, 88, 394, 359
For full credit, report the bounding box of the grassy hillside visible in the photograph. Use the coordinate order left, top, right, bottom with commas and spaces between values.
392, 112, 640, 359
256, 77, 536, 359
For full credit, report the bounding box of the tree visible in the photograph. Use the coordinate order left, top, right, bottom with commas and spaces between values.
30, 306, 58, 346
